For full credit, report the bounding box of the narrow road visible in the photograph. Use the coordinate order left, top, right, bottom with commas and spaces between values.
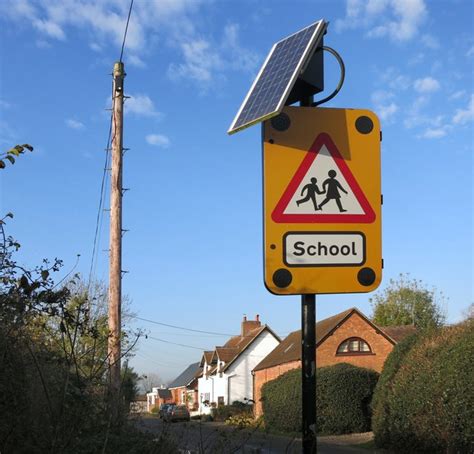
134, 417, 380, 453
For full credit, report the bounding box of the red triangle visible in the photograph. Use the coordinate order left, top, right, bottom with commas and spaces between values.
271, 133, 376, 223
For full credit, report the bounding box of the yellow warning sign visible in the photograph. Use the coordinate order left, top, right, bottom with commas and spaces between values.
263, 107, 382, 295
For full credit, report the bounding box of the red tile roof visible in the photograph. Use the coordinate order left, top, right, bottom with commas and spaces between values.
253, 307, 407, 372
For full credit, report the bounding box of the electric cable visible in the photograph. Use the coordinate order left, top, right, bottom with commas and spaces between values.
88, 0, 134, 291
312, 46, 345, 107
119, 0, 134, 63
88, 105, 113, 291
147, 335, 206, 351
132, 315, 234, 336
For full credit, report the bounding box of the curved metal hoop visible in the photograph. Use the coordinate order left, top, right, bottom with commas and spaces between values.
312, 46, 346, 107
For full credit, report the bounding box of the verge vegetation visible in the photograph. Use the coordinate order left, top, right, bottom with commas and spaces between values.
0, 225, 174, 453
372, 321, 474, 453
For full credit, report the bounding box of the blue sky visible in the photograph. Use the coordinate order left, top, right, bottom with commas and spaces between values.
0, 0, 472, 382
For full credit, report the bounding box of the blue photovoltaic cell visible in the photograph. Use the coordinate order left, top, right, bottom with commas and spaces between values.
228, 20, 326, 134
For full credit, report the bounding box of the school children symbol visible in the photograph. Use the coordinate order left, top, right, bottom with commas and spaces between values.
272, 133, 376, 224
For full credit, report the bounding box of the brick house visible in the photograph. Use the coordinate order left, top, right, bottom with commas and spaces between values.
252, 307, 416, 417
146, 387, 173, 412
168, 362, 202, 411
197, 315, 280, 414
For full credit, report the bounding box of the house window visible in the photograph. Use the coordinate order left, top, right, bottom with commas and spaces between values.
337, 337, 372, 355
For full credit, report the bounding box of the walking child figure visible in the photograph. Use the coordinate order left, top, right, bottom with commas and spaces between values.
296, 177, 325, 211
318, 170, 348, 212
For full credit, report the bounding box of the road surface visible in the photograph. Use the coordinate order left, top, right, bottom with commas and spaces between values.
134, 417, 381, 453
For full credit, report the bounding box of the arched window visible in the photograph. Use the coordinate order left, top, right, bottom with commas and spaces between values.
336, 337, 372, 355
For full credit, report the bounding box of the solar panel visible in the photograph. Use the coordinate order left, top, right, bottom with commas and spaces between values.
228, 20, 327, 135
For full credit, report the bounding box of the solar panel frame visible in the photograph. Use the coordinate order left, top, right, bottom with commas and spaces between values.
228, 19, 327, 135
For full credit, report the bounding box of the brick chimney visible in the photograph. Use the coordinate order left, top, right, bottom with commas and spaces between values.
241, 314, 261, 338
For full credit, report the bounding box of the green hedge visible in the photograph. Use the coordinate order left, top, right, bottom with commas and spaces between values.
262, 363, 379, 435
372, 320, 474, 453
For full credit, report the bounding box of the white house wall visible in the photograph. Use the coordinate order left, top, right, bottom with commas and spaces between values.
227, 331, 280, 404
197, 330, 280, 412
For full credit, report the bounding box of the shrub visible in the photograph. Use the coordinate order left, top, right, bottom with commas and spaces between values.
211, 402, 252, 422
371, 332, 419, 447
225, 414, 257, 429
372, 321, 474, 453
262, 368, 301, 434
262, 363, 379, 435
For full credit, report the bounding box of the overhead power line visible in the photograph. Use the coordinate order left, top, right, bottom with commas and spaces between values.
88, 0, 134, 291
147, 335, 206, 351
120, 0, 134, 63
132, 315, 234, 337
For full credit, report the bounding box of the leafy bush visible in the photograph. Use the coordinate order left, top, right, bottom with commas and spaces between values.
225, 414, 257, 429
372, 321, 474, 453
0, 233, 165, 453
262, 363, 379, 435
211, 401, 252, 422
262, 368, 301, 434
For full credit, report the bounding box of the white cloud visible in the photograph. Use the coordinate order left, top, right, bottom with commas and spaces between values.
336, 0, 427, 42
413, 77, 440, 93
371, 90, 398, 121
449, 90, 466, 101
124, 94, 161, 118
222, 24, 259, 73
33, 18, 65, 40
452, 94, 474, 125
421, 127, 448, 139
0, 120, 17, 145
378, 102, 398, 121
128, 55, 146, 68
168, 23, 259, 88
0, 99, 11, 109
0, 0, 203, 56
65, 118, 85, 129
168, 39, 223, 83
146, 134, 170, 148
466, 45, 474, 57
90, 42, 102, 52
421, 34, 439, 49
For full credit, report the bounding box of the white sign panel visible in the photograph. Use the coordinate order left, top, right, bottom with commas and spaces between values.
284, 232, 366, 266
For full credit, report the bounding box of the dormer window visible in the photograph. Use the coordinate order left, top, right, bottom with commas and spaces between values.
336, 337, 372, 355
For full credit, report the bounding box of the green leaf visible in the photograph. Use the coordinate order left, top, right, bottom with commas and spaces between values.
0, 160, 5, 169
6, 212, 13, 218
41, 270, 49, 281
8, 148, 20, 156
5, 155, 15, 164
14, 145, 24, 153
22, 144, 34, 151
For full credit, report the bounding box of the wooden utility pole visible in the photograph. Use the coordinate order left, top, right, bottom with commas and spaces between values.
109, 61, 125, 414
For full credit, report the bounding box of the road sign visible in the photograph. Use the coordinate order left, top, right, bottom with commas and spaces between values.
263, 106, 382, 295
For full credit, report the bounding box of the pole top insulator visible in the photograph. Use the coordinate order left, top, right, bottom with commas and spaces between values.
113, 61, 125, 77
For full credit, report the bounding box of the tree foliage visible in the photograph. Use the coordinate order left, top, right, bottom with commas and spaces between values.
370, 273, 446, 329
0, 144, 33, 169
0, 228, 164, 452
